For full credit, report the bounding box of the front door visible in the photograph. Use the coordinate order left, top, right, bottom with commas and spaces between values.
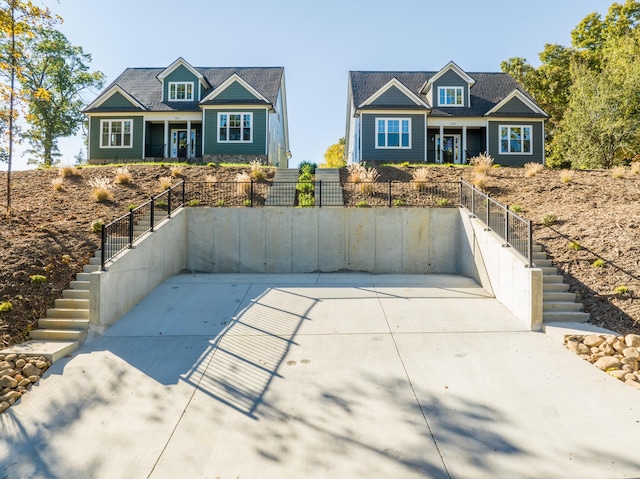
170, 129, 196, 158
436, 134, 461, 164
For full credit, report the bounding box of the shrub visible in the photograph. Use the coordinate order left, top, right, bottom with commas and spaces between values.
249, 160, 266, 181
91, 219, 104, 234
51, 177, 64, 191
0, 301, 12, 313
541, 213, 557, 227
127, 204, 138, 212
436, 198, 451, 207
156, 200, 168, 209
612, 166, 626, 179
59, 164, 79, 178
207, 162, 217, 167
114, 166, 133, 185
169, 165, 184, 177
524, 162, 544, 177
412, 167, 430, 191
510, 204, 523, 213
296, 181, 313, 194
393, 199, 406, 207
298, 193, 315, 207
355, 200, 369, 207
592, 258, 605, 268
88, 177, 114, 202
29, 274, 47, 284
158, 176, 173, 190
614, 285, 629, 295
469, 153, 494, 175
299, 161, 317, 175
215, 199, 225, 207
567, 241, 581, 251
243, 199, 252, 207
187, 199, 200, 207
559, 169, 574, 184
236, 171, 251, 196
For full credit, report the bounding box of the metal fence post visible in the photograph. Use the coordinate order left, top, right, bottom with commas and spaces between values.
505, 205, 510, 245
318, 180, 322, 208
150, 196, 155, 233
388, 180, 392, 207
128, 209, 134, 248
486, 194, 490, 226
182, 180, 186, 206
168, 188, 172, 218
250, 180, 254, 207
471, 184, 475, 216
527, 219, 533, 268
100, 223, 106, 271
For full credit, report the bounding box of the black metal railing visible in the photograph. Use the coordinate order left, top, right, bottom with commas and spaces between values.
459, 179, 533, 267
101, 181, 185, 269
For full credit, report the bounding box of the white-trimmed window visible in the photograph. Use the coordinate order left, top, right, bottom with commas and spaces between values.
500, 125, 532, 154
100, 119, 133, 148
168, 82, 194, 101
438, 87, 464, 106
376, 118, 411, 148
218, 113, 252, 142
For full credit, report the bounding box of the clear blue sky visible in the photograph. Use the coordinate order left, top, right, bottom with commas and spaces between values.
7, 0, 616, 170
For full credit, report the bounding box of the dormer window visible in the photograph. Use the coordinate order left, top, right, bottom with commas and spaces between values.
438, 87, 464, 107
168, 82, 193, 101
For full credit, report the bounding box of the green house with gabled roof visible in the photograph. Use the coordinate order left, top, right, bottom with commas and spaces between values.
84, 57, 291, 167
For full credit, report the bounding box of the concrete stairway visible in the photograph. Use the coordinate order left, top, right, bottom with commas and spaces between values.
314, 168, 344, 206
534, 243, 590, 324
266, 169, 299, 206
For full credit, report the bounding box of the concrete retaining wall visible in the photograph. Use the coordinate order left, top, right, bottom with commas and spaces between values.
89, 210, 187, 332
186, 208, 460, 274
89, 206, 542, 332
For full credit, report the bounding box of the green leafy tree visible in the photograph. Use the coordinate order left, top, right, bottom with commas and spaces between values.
321, 137, 345, 168
0, 0, 58, 216
20, 28, 104, 166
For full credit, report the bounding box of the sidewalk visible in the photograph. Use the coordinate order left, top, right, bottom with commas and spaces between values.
1, 273, 639, 478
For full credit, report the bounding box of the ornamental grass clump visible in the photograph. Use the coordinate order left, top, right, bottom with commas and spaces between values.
472, 172, 490, 191
412, 167, 430, 192
169, 165, 184, 177
559, 169, 574, 184
249, 160, 266, 181
631, 161, 640, 175
524, 162, 544, 177
51, 177, 64, 191
205, 174, 218, 183
59, 164, 79, 178
88, 177, 114, 202
359, 166, 379, 195
158, 176, 172, 191
236, 171, 251, 196
612, 166, 626, 179
470, 153, 494, 175
114, 166, 133, 185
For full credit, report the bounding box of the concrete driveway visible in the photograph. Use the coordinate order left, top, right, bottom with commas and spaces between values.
1, 273, 639, 478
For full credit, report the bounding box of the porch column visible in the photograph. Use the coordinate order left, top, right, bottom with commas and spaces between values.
439, 125, 444, 164
462, 125, 467, 163
163, 121, 169, 158
186, 120, 192, 158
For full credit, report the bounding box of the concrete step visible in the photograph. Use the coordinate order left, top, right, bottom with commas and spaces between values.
62, 289, 90, 300
543, 302, 584, 312
540, 266, 558, 275
533, 251, 547, 259
544, 283, 570, 292
83, 264, 101, 273
544, 292, 576, 302
533, 259, 553, 268
46, 308, 89, 319
543, 311, 591, 323
532, 244, 543, 252
38, 318, 90, 330
543, 275, 564, 284
29, 328, 87, 341
70, 280, 90, 290
88, 257, 102, 266
75, 272, 93, 282
0, 340, 79, 363
54, 298, 89, 310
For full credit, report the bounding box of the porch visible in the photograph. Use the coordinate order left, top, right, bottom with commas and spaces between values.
427, 126, 486, 164
144, 121, 203, 161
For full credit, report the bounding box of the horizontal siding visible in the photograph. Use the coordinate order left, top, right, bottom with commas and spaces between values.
494, 96, 536, 115
163, 65, 199, 101
488, 120, 544, 166
101, 92, 138, 109
370, 86, 417, 107
432, 70, 469, 107
89, 116, 144, 160
203, 109, 267, 156
214, 81, 258, 101
362, 113, 425, 162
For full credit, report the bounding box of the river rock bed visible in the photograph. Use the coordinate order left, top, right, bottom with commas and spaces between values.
0, 353, 51, 413
565, 333, 640, 390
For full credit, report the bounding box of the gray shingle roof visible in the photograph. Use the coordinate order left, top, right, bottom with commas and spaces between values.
87, 66, 283, 113
349, 70, 543, 117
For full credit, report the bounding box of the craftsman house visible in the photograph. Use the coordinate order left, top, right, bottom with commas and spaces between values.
84, 57, 291, 167
345, 61, 547, 166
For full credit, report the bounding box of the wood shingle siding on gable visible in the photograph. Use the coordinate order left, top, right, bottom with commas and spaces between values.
361, 114, 425, 162
89, 116, 144, 161
203, 108, 267, 156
